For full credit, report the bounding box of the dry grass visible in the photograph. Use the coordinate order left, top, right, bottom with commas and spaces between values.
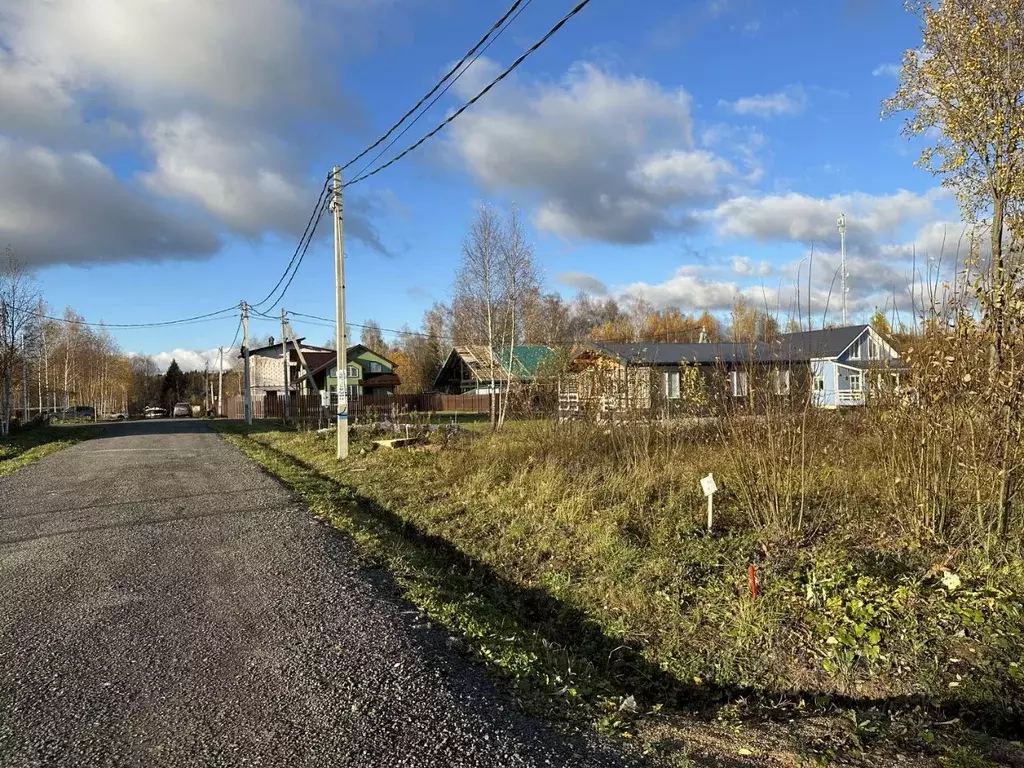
217, 413, 1023, 766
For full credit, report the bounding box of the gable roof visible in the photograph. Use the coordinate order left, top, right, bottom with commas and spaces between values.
301, 351, 336, 374
508, 345, 556, 376
348, 344, 397, 367
575, 326, 885, 367
306, 345, 396, 377
586, 341, 775, 365
243, 337, 334, 357
433, 345, 555, 388
776, 325, 870, 360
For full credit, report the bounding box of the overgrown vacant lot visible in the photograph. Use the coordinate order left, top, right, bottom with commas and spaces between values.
218, 417, 1024, 766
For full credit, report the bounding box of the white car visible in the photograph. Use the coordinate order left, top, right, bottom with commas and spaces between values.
144, 406, 167, 419
172, 402, 191, 418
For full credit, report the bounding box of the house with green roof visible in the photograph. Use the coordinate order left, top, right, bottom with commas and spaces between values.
433, 345, 556, 394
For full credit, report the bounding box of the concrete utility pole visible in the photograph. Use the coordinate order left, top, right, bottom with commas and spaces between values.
332, 166, 349, 460
281, 309, 290, 426
242, 301, 252, 425
218, 347, 224, 417
837, 213, 848, 326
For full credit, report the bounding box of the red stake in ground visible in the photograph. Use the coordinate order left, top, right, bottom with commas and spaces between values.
748, 564, 758, 601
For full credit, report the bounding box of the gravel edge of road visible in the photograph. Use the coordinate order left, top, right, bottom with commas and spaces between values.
212, 427, 648, 768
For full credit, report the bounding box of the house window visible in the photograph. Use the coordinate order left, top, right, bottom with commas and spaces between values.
849, 339, 861, 360
347, 385, 360, 399
347, 365, 359, 378
730, 370, 749, 397
771, 369, 791, 395
813, 376, 825, 392
868, 337, 880, 360
849, 373, 862, 392
662, 371, 681, 400
368, 361, 383, 373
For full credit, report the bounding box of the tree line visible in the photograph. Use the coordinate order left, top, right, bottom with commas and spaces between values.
354, 208, 899, 394
0, 248, 240, 434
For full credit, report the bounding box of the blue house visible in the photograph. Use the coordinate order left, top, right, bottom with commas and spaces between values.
561, 324, 901, 417
779, 325, 901, 408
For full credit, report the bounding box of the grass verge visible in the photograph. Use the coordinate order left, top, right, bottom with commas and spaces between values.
0, 425, 92, 477
214, 421, 1024, 767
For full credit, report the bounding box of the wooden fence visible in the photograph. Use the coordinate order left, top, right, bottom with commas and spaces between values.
222, 392, 498, 422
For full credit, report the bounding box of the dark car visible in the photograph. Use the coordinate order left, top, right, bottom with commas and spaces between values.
55, 406, 95, 420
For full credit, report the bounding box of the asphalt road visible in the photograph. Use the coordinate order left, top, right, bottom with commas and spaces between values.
0, 420, 631, 768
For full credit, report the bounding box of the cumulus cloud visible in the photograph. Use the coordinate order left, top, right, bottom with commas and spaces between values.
150, 348, 238, 374
557, 272, 609, 296
722, 85, 807, 118
447, 60, 737, 245
2, 0, 325, 113
619, 271, 760, 311
872, 63, 901, 78
0, 139, 220, 267
711, 188, 946, 252
0, 0, 395, 266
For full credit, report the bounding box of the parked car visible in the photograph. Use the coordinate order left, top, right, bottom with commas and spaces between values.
104, 412, 128, 421
54, 406, 95, 421
144, 406, 168, 419
172, 402, 191, 418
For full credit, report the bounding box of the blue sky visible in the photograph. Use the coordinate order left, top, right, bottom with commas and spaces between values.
1, 0, 958, 370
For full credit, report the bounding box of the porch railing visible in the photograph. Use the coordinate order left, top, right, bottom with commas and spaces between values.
837, 389, 866, 405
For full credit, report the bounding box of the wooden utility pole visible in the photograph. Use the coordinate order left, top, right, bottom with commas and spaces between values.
281, 309, 291, 426
218, 347, 224, 417
332, 166, 348, 459
242, 301, 252, 425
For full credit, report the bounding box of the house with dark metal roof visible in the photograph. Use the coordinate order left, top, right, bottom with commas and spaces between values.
560, 325, 901, 417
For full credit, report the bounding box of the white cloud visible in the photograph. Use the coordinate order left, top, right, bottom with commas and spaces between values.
711, 188, 946, 252
151, 348, 238, 374
557, 272, 609, 296
731, 255, 754, 275
447, 60, 738, 244
619, 271, 760, 311
3, 0, 323, 112
0, 138, 220, 267
141, 113, 304, 236
722, 85, 807, 118
872, 63, 901, 78
0, 0, 397, 265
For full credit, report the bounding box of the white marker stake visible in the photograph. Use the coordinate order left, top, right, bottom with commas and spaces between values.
701, 473, 718, 532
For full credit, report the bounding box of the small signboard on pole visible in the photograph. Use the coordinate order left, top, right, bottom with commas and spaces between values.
701, 473, 717, 532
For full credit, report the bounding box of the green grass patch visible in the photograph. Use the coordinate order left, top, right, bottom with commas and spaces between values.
214, 420, 1024, 764
0, 425, 92, 477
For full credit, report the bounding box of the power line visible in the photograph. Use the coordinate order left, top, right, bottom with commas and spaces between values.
340, 0, 529, 173
347, 0, 533, 184
227, 312, 243, 351
258, 196, 331, 315
344, 0, 595, 189
7, 302, 238, 330
252, 175, 332, 310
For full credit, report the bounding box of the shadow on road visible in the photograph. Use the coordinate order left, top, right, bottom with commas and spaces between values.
58, 418, 288, 439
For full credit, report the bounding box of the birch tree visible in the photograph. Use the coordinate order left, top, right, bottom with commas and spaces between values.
884, 0, 1024, 533
497, 205, 539, 426
0, 247, 39, 434
455, 205, 504, 427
